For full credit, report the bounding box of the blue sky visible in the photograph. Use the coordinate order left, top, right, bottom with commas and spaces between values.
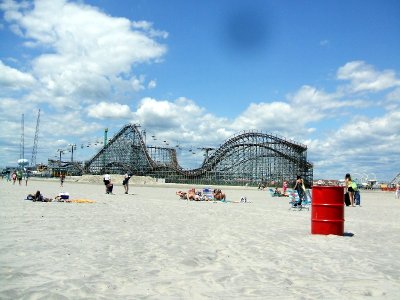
0, 0, 399, 182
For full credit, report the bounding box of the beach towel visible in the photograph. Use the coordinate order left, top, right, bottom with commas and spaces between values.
69, 199, 96, 203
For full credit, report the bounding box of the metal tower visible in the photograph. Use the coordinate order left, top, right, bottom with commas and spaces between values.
20, 114, 24, 160
31, 109, 41, 167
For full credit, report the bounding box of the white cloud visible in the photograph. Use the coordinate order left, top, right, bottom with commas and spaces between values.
309, 110, 400, 179
0, 0, 168, 107
133, 97, 231, 146
132, 20, 169, 39
337, 61, 400, 93
0, 60, 36, 90
386, 87, 400, 109
131, 76, 145, 92
87, 102, 133, 119
232, 101, 295, 133
0, 97, 36, 117
148, 80, 157, 89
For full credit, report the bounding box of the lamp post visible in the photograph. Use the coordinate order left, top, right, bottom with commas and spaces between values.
57, 149, 64, 166
68, 144, 77, 162
103, 128, 108, 172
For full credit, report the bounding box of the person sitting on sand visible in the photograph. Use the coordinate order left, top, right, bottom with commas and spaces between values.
282, 181, 288, 195
106, 182, 114, 194
176, 190, 187, 199
273, 187, 282, 196
213, 188, 226, 201
187, 188, 201, 201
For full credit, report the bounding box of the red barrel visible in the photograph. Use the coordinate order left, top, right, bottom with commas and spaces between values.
311, 186, 345, 235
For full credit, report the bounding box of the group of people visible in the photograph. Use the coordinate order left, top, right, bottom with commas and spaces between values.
176, 188, 226, 201
6, 170, 29, 186
26, 191, 70, 202
103, 173, 132, 194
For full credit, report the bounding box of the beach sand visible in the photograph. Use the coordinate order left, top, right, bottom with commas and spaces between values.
1, 178, 399, 299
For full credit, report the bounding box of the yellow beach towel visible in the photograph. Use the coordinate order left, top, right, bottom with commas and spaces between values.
69, 199, 96, 203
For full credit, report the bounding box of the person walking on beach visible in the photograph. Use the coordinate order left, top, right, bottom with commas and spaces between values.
123, 173, 131, 194
11, 171, 17, 185
24, 170, 30, 186
16, 170, 23, 185
345, 173, 356, 207
60, 173, 65, 187
396, 183, 400, 199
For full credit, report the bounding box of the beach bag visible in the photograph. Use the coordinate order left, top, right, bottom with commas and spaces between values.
344, 192, 351, 206
354, 190, 361, 205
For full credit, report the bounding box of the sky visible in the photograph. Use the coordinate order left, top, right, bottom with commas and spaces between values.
0, 0, 399, 182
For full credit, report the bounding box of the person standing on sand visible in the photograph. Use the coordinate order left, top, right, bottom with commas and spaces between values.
16, 170, 23, 185
24, 170, 29, 186
293, 175, 306, 204
60, 173, 65, 187
12, 171, 17, 184
123, 173, 131, 194
396, 183, 400, 199
345, 173, 356, 207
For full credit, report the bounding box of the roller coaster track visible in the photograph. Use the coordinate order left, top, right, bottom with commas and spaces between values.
85, 123, 155, 173
180, 131, 311, 178
84, 124, 313, 185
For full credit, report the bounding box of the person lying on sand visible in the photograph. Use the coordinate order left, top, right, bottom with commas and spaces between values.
187, 188, 201, 201
26, 190, 52, 202
176, 190, 187, 199
213, 189, 226, 201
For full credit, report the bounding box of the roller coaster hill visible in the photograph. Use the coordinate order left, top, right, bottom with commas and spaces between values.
82, 123, 313, 187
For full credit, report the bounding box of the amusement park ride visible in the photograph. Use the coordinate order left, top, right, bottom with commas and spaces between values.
82, 123, 314, 186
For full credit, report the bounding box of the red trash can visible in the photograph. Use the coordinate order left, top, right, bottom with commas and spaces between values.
311, 186, 345, 235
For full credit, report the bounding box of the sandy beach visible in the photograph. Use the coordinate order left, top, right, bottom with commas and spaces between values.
1, 178, 399, 299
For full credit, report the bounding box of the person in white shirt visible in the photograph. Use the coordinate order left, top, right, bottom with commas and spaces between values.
103, 174, 111, 193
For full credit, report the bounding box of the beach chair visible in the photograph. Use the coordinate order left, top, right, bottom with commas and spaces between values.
288, 190, 310, 211
269, 188, 282, 197
202, 188, 214, 201
288, 191, 300, 209
300, 189, 312, 210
